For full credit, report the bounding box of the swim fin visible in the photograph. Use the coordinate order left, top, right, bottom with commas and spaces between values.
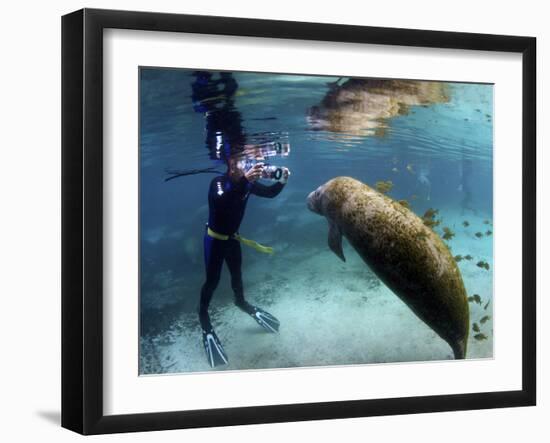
202, 328, 229, 368
238, 302, 280, 333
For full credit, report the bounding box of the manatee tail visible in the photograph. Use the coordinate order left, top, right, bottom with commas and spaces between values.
451, 339, 467, 359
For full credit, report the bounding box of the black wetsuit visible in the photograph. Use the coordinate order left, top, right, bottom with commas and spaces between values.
199, 174, 285, 331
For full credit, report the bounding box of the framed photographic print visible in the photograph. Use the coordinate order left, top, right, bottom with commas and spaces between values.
61, 8, 536, 435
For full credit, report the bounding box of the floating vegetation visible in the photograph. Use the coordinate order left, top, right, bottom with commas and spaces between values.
484, 300, 491, 310
397, 199, 410, 209
375, 180, 394, 194
442, 227, 455, 241
454, 255, 463, 262
480, 315, 491, 324
485, 230, 493, 236
462, 220, 470, 227
473, 323, 480, 333
474, 333, 488, 341
475, 232, 484, 238
464, 254, 473, 261
477, 261, 490, 270
411, 194, 418, 200
422, 208, 441, 229
483, 220, 490, 225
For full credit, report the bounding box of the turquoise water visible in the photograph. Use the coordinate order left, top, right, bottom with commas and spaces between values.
139, 69, 493, 374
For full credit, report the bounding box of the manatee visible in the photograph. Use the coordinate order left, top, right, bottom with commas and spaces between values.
307, 177, 470, 359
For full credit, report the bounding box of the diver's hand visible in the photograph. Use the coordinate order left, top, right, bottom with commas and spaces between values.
245, 163, 264, 182
280, 167, 290, 184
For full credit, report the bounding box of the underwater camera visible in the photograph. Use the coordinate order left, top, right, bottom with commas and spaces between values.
257, 141, 290, 158
239, 140, 289, 181
241, 159, 286, 181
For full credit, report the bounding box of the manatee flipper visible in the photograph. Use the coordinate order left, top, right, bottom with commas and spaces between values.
328, 220, 346, 262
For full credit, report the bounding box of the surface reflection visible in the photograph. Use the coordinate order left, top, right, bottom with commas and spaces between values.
308, 78, 450, 136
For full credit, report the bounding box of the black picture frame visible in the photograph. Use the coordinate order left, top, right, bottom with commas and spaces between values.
61, 8, 536, 435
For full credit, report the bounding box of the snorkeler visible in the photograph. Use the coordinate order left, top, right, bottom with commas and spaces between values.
189, 71, 290, 367
200, 157, 289, 367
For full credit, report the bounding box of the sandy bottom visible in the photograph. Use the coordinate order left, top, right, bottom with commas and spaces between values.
140, 209, 494, 375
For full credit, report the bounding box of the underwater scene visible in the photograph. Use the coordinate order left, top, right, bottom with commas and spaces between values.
139, 68, 493, 374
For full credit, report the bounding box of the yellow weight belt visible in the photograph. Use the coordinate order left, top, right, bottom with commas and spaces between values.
207, 227, 274, 255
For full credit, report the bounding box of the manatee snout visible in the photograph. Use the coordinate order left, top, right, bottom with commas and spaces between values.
307, 188, 322, 214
